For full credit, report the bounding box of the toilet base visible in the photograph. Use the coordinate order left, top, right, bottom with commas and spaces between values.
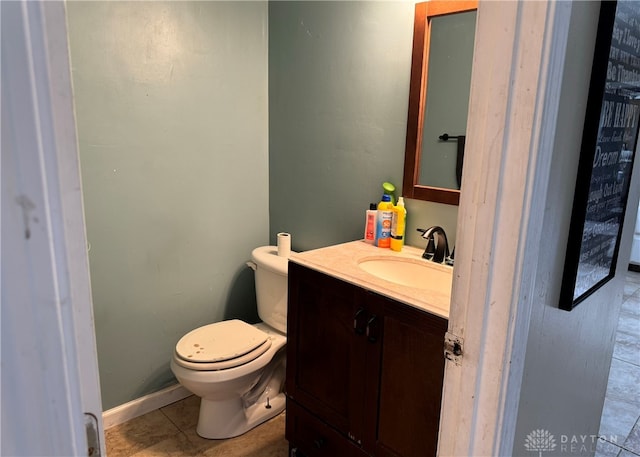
196, 392, 286, 439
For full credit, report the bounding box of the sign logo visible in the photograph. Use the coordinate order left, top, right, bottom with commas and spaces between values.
525, 429, 557, 456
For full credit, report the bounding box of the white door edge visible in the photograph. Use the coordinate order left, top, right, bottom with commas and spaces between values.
1, 1, 105, 455
438, 1, 573, 456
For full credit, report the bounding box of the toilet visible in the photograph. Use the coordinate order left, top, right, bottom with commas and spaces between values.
170, 246, 289, 439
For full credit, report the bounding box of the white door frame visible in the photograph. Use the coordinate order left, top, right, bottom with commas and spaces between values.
438, 1, 574, 456
1, 1, 104, 455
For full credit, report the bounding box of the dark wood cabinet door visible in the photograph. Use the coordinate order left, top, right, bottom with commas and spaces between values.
365, 296, 448, 457
287, 262, 448, 457
286, 262, 369, 444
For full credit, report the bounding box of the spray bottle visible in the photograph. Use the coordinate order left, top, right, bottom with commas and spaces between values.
390, 197, 407, 252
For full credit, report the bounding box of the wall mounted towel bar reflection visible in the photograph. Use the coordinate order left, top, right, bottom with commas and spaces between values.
438, 133, 466, 188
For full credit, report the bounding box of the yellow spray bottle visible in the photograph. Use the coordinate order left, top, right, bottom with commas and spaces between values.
390, 197, 406, 252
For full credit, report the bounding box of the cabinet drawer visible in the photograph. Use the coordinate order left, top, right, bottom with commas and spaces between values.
286, 400, 367, 457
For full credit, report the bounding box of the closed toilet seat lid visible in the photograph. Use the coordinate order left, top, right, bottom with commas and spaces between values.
173, 339, 272, 371
175, 320, 269, 365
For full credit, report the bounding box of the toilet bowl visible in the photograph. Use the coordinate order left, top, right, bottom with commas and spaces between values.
170, 246, 289, 439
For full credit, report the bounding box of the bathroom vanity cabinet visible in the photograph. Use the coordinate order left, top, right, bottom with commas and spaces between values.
285, 261, 448, 457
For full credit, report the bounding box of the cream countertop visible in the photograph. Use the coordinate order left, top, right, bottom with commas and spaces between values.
289, 240, 452, 319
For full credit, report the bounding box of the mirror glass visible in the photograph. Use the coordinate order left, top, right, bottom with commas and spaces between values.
403, 1, 477, 205
419, 10, 476, 189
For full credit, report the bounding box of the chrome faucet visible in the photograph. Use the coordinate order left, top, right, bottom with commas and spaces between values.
417, 226, 453, 265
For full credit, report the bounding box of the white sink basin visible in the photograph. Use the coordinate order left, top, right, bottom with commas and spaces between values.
357, 256, 453, 294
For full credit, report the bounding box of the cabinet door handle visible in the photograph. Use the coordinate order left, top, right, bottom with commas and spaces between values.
366, 315, 379, 342
314, 437, 326, 449
354, 308, 366, 335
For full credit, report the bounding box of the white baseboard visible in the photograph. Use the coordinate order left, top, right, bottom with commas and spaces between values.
102, 384, 193, 429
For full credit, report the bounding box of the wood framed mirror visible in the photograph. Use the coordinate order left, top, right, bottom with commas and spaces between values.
402, 1, 478, 205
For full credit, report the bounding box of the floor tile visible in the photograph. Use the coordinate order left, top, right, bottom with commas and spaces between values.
605, 357, 640, 407
129, 432, 202, 457
177, 420, 227, 451
623, 297, 640, 319
616, 309, 640, 338
625, 271, 640, 282
161, 395, 200, 432
613, 329, 640, 367
595, 438, 624, 457
624, 420, 640, 455
624, 272, 640, 295
199, 412, 288, 457
105, 409, 182, 457
618, 450, 640, 457
624, 283, 640, 299
599, 272, 640, 457
599, 396, 640, 443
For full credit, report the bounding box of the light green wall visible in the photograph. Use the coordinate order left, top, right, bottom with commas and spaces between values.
67, 1, 269, 409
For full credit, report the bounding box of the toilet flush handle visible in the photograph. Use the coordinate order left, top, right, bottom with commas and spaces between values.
246, 261, 257, 271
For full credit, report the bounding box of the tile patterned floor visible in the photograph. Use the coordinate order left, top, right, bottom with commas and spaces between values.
595, 270, 640, 457
104, 395, 288, 456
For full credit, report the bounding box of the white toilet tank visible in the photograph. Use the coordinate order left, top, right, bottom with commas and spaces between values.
251, 246, 289, 334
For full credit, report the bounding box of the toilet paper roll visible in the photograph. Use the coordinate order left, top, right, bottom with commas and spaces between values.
277, 232, 291, 258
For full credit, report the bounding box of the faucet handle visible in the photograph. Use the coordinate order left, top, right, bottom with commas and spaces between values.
445, 246, 455, 266
423, 236, 436, 260
417, 227, 436, 260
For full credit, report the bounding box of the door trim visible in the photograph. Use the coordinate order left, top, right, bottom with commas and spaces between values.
438, 1, 574, 455
1, 1, 105, 455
